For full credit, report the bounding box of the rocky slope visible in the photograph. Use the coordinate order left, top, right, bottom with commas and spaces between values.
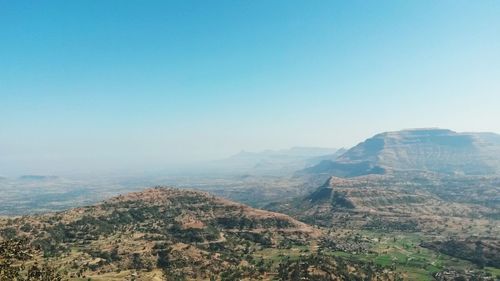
265, 172, 500, 280
300, 129, 500, 177
275, 174, 500, 230
0, 187, 401, 280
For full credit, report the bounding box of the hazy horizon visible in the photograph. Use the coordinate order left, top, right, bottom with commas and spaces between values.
2, 1, 500, 176
2, 127, 500, 177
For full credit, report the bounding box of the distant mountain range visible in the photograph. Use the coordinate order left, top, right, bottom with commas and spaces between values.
204, 146, 342, 175
18, 175, 59, 180
299, 129, 500, 177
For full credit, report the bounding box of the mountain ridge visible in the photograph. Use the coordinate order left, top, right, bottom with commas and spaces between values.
202, 146, 340, 175
0, 186, 405, 280
300, 128, 500, 177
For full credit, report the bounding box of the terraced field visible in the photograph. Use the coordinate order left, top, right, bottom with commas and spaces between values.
270, 173, 500, 280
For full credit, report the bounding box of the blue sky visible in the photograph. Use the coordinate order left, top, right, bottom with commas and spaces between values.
1, 1, 500, 175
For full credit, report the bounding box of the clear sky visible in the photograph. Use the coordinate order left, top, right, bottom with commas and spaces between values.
1, 0, 500, 176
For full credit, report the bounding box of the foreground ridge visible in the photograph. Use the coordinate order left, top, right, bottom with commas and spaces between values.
0, 186, 400, 280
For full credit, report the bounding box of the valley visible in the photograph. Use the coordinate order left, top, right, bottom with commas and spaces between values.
0, 187, 401, 280
4, 0, 500, 279
1, 129, 500, 280
269, 172, 500, 280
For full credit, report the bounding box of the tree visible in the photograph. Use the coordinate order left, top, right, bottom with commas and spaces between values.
130, 253, 143, 270
0, 238, 65, 281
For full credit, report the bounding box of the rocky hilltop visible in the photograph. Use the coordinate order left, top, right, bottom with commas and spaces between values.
301, 129, 500, 177
0, 187, 399, 280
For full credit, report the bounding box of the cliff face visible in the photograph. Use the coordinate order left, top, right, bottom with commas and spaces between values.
302, 129, 500, 177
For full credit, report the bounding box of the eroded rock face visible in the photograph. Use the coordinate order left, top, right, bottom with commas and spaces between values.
301, 128, 500, 177
272, 172, 500, 236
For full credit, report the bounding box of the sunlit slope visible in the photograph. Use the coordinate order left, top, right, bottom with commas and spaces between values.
301, 129, 500, 177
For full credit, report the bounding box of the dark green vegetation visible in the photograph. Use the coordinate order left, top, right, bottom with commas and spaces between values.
0, 238, 64, 280
421, 239, 500, 268
317, 230, 498, 281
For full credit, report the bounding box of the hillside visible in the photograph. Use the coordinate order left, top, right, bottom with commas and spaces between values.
300, 129, 500, 177
0, 187, 400, 281
268, 173, 500, 279
276, 173, 500, 231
